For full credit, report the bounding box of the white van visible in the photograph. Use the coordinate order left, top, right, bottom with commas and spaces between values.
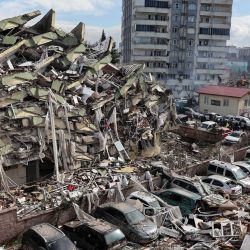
207, 160, 250, 192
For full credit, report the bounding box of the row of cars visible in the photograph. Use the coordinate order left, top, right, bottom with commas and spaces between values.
21, 159, 250, 249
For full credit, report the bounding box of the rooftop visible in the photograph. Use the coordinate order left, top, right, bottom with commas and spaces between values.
197, 85, 250, 98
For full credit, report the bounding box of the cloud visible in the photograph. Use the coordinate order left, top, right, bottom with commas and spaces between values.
229, 15, 250, 47
0, 0, 118, 17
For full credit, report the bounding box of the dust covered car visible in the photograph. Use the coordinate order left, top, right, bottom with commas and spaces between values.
94, 202, 158, 244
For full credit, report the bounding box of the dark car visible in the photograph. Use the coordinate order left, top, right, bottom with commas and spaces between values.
94, 202, 158, 244
22, 223, 77, 250
155, 188, 202, 216
62, 220, 126, 250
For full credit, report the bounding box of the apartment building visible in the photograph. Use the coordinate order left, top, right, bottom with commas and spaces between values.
121, 0, 233, 96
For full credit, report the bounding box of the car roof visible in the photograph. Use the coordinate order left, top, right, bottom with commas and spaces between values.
209, 160, 240, 171
63, 220, 116, 234
128, 191, 158, 204
202, 121, 216, 125
31, 223, 64, 243
99, 202, 137, 213
234, 161, 250, 169
159, 188, 201, 200
204, 175, 232, 183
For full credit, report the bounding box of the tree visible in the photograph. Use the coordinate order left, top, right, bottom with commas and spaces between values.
100, 29, 106, 42
111, 42, 120, 64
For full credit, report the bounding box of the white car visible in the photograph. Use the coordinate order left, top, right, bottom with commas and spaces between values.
224, 131, 246, 144
202, 175, 242, 199
234, 161, 250, 175
199, 121, 217, 131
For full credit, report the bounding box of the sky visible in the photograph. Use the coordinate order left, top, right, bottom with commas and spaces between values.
0, 0, 249, 47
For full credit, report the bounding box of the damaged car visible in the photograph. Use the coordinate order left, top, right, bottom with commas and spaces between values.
62, 220, 126, 250
93, 202, 159, 244
202, 175, 242, 199
22, 223, 77, 250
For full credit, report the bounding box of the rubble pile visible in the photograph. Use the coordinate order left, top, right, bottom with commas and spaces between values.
0, 10, 176, 185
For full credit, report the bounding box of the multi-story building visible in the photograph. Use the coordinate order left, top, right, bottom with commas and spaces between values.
121, 0, 233, 97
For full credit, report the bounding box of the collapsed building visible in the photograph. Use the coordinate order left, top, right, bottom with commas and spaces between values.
0, 9, 176, 187
0, 10, 179, 244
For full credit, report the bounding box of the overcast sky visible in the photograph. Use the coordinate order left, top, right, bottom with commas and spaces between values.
0, 0, 249, 47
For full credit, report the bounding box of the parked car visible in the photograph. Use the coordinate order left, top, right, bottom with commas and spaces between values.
235, 116, 250, 129
167, 175, 212, 197
208, 160, 250, 192
22, 223, 77, 250
94, 202, 158, 244
155, 188, 202, 216
62, 220, 126, 250
199, 121, 217, 131
201, 175, 242, 199
233, 161, 250, 175
126, 191, 161, 216
223, 131, 246, 144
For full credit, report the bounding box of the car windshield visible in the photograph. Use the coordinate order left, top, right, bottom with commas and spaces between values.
104, 229, 125, 246
234, 168, 248, 180
125, 210, 145, 225
229, 132, 240, 138
201, 123, 209, 129
49, 236, 76, 250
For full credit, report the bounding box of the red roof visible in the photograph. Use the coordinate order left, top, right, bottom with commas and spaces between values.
197, 85, 250, 98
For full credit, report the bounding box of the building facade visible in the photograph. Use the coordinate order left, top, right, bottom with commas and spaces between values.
121, 0, 233, 96
198, 85, 250, 116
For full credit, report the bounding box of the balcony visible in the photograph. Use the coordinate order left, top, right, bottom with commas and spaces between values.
198, 34, 230, 40
132, 44, 169, 50
133, 6, 170, 14
132, 55, 169, 62
134, 31, 170, 38
200, 0, 233, 4
196, 57, 226, 63
133, 20, 169, 26
200, 22, 231, 29
200, 10, 232, 17
196, 68, 228, 74
198, 46, 228, 52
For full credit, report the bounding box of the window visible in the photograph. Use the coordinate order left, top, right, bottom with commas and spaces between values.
217, 167, 224, 175
188, 3, 196, 10
186, 63, 192, 69
211, 100, 221, 106
187, 39, 194, 46
173, 15, 179, 22
208, 164, 217, 172
187, 28, 195, 34
223, 99, 229, 106
245, 100, 248, 107
172, 39, 178, 45
204, 96, 209, 105
212, 180, 223, 187
172, 27, 179, 33
188, 16, 195, 22
145, 0, 169, 8
225, 170, 236, 180
172, 51, 178, 57
187, 51, 193, 57
202, 178, 212, 184
175, 3, 180, 9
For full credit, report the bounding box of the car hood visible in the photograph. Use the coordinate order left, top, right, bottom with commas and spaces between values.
238, 177, 250, 187
225, 136, 240, 142
133, 219, 158, 237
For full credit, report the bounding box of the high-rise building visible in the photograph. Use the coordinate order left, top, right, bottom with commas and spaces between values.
121, 0, 233, 97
